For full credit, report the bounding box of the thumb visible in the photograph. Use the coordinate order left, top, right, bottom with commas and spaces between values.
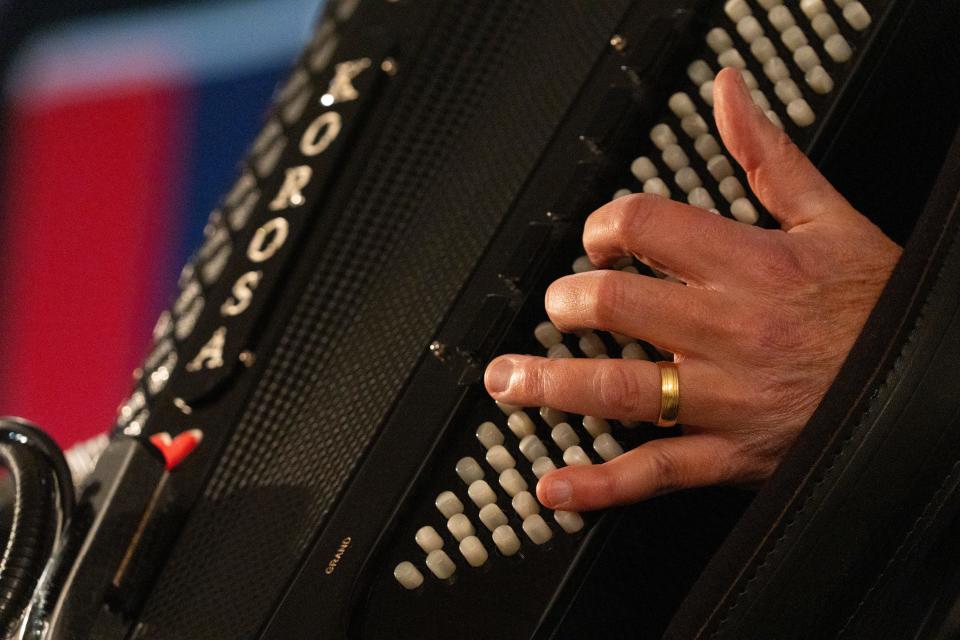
536, 434, 738, 511
713, 67, 849, 230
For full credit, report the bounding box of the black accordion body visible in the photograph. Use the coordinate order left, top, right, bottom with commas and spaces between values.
19, 1, 960, 638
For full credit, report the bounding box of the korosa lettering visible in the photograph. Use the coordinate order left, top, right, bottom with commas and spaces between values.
183, 57, 372, 374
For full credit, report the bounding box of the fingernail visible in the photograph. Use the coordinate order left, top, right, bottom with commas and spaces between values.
543, 479, 572, 507
485, 358, 513, 395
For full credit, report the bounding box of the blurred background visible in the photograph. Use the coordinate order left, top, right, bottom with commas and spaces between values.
0, 0, 323, 449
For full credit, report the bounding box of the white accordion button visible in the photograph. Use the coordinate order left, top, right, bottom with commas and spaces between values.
781, 25, 808, 52
416, 526, 444, 553
717, 49, 747, 70
662, 145, 690, 172
534, 321, 563, 348
479, 503, 509, 531
763, 57, 790, 83
811, 13, 839, 40
643, 177, 671, 198
459, 536, 488, 567
394, 561, 424, 590
736, 16, 764, 44
650, 124, 677, 150
551, 422, 580, 451
767, 5, 795, 31
668, 92, 697, 118
621, 343, 649, 360
426, 549, 456, 580
547, 343, 574, 359
694, 134, 722, 161
630, 156, 659, 182
436, 491, 464, 519
719, 176, 747, 204
499, 468, 528, 497
532, 456, 558, 479
766, 109, 785, 130
523, 514, 554, 545
563, 446, 592, 467
724, 0, 752, 22
583, 416, 611, 438
731, 198, 760, 225
756, 0, 782, 9
687, 60, 714, 86
519, 434, 549, 462
680, 114, 709, 139
593, 433, 625, 462
540, 406, 568, 428
492, 524, 522, 556
476, 421, 504, 450
468, 480, 497, 508
825, 34, 854, 63
613, 189, 632, 200
787, 99, 816, 127
447, 513, 475, 541
793, 45, 821, 73
775, 79, 802, 105
805, 66, 834, 95
750, 36, 777, 64
578, 332, 606, 357
554, 510, 585, 534
507, 411, 536, 439
751, 89, 772, 111
512, 491, 541, 519
675, 167, 702, 195
699, 80, 715, 107
706, 28, 734, 55
456, 457, 484, 484
688, 187, 716, 211
800, 0, 827, 18
495, 400, 520, 416
740, 69, 759, 90
572, 255, 595, 273
486, 445, 516, 473
707, 155, 735, 182
843, 2, 871, 31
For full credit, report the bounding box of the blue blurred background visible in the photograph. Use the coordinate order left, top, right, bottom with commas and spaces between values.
0, 0, 323, 447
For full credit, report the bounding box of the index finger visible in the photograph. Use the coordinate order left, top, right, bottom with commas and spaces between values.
583, 192, 771, 286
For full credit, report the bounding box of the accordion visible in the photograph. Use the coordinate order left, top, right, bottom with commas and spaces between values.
16, 0, 960, 638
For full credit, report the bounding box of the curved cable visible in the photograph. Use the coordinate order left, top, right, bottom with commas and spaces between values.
0, 418, 74, 636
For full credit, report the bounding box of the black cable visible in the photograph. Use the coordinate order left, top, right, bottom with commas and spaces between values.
0, 418, 75, 520
0, 418, 75, 637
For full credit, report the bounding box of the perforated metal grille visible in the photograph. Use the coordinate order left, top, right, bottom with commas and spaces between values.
133, 1, 626, 637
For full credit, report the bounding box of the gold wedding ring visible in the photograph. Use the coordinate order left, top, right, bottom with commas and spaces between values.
656, 361, 680, 427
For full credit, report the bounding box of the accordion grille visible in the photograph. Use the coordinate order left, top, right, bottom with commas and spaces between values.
134, 1, 629, 637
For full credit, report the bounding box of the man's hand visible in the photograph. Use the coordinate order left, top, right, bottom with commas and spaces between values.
483, 68, 902, 512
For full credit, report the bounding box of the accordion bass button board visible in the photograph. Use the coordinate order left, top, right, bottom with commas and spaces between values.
85, 0, 959, 638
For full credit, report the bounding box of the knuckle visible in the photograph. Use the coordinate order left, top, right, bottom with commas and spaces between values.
753, 241, 806, 284
514, 358, 547, 399
753, 134, 800, 202
751, 312, 805, 354
645, 447, 685, 495
615, 194, 658, 241
594, 364, 643, 418
585, 271, 627, 326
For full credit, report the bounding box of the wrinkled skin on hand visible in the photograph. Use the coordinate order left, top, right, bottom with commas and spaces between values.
484, 68, 902, 512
